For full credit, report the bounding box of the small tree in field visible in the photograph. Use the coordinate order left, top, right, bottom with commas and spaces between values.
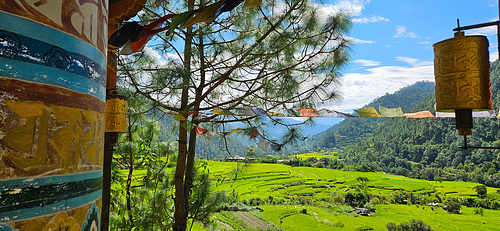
475, 185, 487, 198
118, 0, 352, 229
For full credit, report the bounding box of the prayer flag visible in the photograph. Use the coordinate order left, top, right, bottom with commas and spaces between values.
204, 131, 217, 139
240, 107, 256, 116
258, 137, 269, 151
355, 107, 381, 117
217, 0, 244, 16
228, 128, 242, 135
317, 109, 338, 117
475, 110, 497, 118
129, 14, 174, 53
334, 110, 357, 118
195, 112, 217, 120
250, 128, 260, 139
182, 0, 225, 29
169, 10, 195, 35
211, 108, 234, 115
109, 22, 143, 47
379, 106, 404, 117
404, 111, 435, 118
270, 143, 282, 151
196, 125, 208, 135
252, 108, 269, 117
173, 114, 187, 121
268, 111, 285, 117
243, 0, 262, 8
436, 110, 497, 118
181, 121, 195, 131
298, 108, 319, 117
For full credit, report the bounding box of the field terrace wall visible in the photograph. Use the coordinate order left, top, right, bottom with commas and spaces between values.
0, 0, 145, 230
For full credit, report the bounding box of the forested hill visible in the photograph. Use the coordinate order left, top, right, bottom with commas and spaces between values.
299, 81, 435, 151
325, 61, 500, 187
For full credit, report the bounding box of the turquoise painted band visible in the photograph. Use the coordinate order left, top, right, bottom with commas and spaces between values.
0, 10, 106, 65
0, 57, 106, 100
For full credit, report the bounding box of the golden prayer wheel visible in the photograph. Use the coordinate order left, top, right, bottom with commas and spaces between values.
433, 32, 493, 136
434, 32, 492, 112
105, 94, 128, 132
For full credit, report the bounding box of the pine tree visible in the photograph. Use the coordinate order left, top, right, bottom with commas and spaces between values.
118, 0, 352, 229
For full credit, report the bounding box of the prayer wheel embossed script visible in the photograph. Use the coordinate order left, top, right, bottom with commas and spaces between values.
433, 34, 492, 112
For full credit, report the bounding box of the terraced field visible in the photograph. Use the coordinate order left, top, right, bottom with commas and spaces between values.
199, 161, 500, 230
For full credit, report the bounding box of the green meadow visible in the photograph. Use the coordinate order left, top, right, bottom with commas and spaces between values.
201, 161, 500, 230
293, 152, 341, 160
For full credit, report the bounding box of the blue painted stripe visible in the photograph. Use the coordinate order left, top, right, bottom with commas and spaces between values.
0, 57, 105, 100
0, 29, 106, 88
0, 170, 103, 190
0, 10, 105, 65
0, 191, 102, 222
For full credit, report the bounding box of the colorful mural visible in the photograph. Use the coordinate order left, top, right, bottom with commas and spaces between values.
0, 0, 107, 229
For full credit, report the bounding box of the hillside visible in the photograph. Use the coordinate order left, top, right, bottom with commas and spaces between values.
313, 61, 500, 187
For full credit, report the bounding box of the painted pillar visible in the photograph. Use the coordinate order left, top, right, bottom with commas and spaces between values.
0, 0, 108, 230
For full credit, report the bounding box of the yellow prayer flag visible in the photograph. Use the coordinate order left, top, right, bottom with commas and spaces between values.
173, 114, 187, 121
243, 0, 262, 8
183, 0, 225, 29
268, 111, 285, 117
228, 128, 242, 135
354, 107, 381, 117
211, 108, 234, 115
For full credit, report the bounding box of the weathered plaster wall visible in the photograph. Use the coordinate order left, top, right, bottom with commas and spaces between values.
0, 0, 107, 230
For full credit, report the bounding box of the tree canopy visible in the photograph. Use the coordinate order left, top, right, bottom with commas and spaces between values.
117, 0, 353, 229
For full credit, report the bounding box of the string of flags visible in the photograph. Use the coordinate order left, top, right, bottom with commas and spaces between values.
170, 106, 499, 152
109, 0, 262, 54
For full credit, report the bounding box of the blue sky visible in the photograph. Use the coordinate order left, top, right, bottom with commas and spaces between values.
143, 0, 499, 114
322, 0, 499, 112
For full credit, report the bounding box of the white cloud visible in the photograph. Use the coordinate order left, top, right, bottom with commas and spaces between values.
333, 63, 434, 111
350, 37, 375, 44
317, 0, 370, 16
396, 57, 433, 67
469, 26, 497, 36
394, 26, 418, 39
353, 59, 380, 66
352, 15, 389, 24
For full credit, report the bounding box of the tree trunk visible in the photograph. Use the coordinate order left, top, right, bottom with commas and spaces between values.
173, 0, 194, 227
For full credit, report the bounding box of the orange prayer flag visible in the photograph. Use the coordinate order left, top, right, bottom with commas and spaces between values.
404, 111, 435, 118
196, 125, 208, 135
298, 108, 319, 117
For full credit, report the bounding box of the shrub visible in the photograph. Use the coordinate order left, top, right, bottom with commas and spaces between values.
474, 207, 484, 216
475, 185, 487, 198
386, 219, 431, 231
249, 197, 264, 206
444, 201, 461, 214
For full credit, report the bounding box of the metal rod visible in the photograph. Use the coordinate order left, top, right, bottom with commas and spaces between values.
459, 146, 500, 150
452, 21, 499, 31
459, 135, 500, 150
